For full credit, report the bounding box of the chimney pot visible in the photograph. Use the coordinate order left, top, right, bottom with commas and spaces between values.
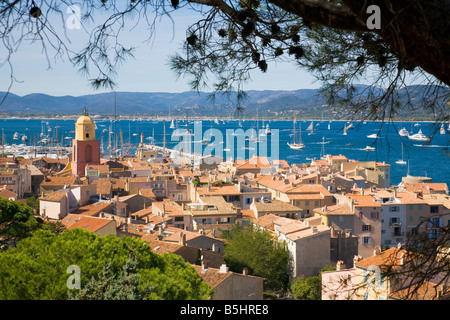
219, 263, 229, 274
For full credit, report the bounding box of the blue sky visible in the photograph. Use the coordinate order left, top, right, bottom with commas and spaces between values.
0, 5, 319, 97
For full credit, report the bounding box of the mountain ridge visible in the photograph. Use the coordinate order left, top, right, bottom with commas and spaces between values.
0, 85, 447, 119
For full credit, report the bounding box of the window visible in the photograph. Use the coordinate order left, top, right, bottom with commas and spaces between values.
418, 204, 423, 210
174, 217, 184, 222
314, 201, 319, 206
362, 236, 371, 244
362, 224, 371, 232
305, 201, 309, 206
430, 206, 439, 213
246, 198, 253, 204
371, 212, 379, 219
389, 206, 399, 212
409, 216, 413, 222
409, 205, 414, 211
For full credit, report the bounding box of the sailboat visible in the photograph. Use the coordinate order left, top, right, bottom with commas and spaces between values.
440, 123, 445, 135
287, 118, 305, 149
328, 121, 331, 130
396, 142, 407, 165
320, 136, 327, 159
170, 119, 175, 129
306, 121, 315, 135
343, 124, 347, 135
265, 124, 271, 136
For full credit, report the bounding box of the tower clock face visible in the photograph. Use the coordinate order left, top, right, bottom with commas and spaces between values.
86, 126, 90, 131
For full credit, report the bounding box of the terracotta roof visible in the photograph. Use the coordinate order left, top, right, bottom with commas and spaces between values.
152, 199, 189, 216
130, 206, 153, 218
355, 247, 407, 271
314, 203, 353, 215
390, 281, 449, 300
62, 214, 114, 233
193, 265, 233, 288
403, 183, 448, 194
240, 209, 255, 220
395, 191, 427, 204
349, 194, 381, 207
276, 220, 309, 235
91, 179, 112, 195
139, 188, 156, 198
286, 184, 333, 196
86, 164, 110, 174
163, 229, 222, 243
144, 237, 184, 254
253, 214, 294, 231
39, 190, 67, 202
41, 176, 77, 187
0, 188, 17, 200
287, 194, 325, 200
71, 201, 111, 217
329, 155, 348, 161
254, 199, 303, 213
196, 184, 241, 196
285, 224, 329, 241
234, 156, 271, 169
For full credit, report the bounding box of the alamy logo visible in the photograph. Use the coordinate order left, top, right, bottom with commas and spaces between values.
66, 5, 81, 30
66, 265, 81, 290
364, 265, 382, 289
366, 5, 381, 30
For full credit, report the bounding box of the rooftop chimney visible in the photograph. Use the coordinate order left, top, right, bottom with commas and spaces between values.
336, 260, 346, 271
179, 232, 186, 246
242, 267, 248, 276
201, 259, 208, 272
219, 263, 229, 274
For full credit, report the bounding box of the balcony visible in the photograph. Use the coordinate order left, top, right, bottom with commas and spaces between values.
389, 221, 402, 228
392, 231, 405, 237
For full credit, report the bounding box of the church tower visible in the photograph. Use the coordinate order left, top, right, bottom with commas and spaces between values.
72, 107, 100, 176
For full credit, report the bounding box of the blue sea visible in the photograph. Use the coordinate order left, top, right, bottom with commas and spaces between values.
1, 118, 449, 186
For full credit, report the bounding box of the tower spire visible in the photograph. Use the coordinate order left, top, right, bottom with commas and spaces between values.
83, 106, 88, 116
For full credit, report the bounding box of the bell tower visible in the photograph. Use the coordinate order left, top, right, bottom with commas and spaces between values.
72, 107, 100, 176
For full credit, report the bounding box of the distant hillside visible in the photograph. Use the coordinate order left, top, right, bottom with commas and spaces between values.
0, 85, 447, 120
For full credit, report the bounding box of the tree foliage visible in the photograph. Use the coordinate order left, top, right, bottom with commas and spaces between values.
0, 228, 211, 300
223, 223, 292, 291
290, 265, 335, 300
0, 197, 42, 247
0, 1, 447, 122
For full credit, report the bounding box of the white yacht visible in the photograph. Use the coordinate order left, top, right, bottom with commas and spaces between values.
364, 146, 376, 151
398, 128, 409, 136
408, 129, 430, 142
367, 133, 378, 139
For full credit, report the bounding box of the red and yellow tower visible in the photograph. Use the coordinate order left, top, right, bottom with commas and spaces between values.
72, 107, 100, 176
